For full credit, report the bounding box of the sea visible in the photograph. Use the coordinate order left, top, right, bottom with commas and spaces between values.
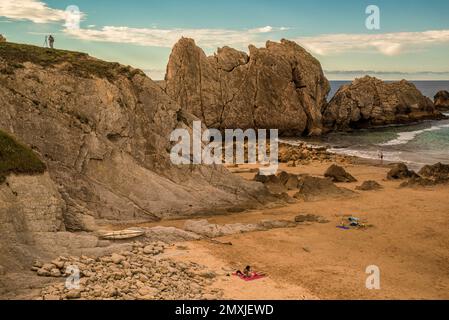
289, 81, 449, 170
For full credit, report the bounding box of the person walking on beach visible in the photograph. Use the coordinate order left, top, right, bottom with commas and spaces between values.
48, 35, 55, 49
378, 150, 384, 164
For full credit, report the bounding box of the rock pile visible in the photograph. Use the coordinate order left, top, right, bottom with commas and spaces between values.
387, 162, 449, 188
36, 242, 222, 300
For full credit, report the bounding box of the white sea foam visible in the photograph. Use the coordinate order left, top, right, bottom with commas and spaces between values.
379, 123, 449, 146
328, 148, 411, 164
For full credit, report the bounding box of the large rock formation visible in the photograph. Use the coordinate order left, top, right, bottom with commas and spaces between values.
0, 35, 5, 43
0, 42, 270, 234
323, 76, 443, 131
434, 90, 449, 111
165, 38, 330, 136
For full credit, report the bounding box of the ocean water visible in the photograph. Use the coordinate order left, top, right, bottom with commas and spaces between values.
292, 81, 449, 170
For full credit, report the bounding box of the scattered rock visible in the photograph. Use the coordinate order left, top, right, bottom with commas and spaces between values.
387, 163, 419, 180
65, 290, 81, 300
356, 180, 383, 191
50, 268, 62, 277
37, 250, 223, 300
324, 165, 357, 183
37, 268, 51, 277
111, 253, 125, 264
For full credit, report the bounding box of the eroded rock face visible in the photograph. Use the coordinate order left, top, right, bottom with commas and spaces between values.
323, 76, 442, 131
0, 173, 64, 268
165, 38, 330, 136
0, 43, 269, 232
434, 91, 449, 111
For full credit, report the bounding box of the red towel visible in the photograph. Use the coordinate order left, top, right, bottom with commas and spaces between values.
233, 272, 266, 282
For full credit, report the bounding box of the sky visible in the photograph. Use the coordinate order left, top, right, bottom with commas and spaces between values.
1, 0, 449, 80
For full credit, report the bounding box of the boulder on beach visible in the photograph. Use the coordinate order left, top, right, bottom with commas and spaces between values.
434, 91, 449, 111
418, 163, 449, 183
323, 76, 442, 131
356, 180, 383, 191
294, 175, 356, 202
277, 171, 300, 190
324, 164, 357, 183
387, 163, 419, 180
165, 38, 330, 136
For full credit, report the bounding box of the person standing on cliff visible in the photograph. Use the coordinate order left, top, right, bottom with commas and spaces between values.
48, 35, 55, 49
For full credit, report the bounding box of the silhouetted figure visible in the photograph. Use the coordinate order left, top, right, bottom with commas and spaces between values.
48, 35, 55, 49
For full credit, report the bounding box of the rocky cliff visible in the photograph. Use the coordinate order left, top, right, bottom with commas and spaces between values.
434, 90, 449, 111
323, 76, 443, 131
165, 38, 330, 136
0, 42, 269, 234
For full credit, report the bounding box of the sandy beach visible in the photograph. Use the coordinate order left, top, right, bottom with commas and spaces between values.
135, 160, 449, 300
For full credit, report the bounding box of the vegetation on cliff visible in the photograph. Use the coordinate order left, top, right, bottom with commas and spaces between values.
0, 42, 143, 81
0, 130, 46, 184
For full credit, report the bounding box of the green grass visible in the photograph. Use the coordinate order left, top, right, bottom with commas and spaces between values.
0, 42, 144, 81
0, 130, 46, 184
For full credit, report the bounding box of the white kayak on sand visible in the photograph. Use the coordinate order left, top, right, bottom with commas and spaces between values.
99, 229, 145, 240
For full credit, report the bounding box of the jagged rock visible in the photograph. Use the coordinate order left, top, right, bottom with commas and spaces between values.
387, 163, 418, 180
294, 175, 356, 202
419, 163, 449, 182
277, 171, 300, 190
165, 38, 330, 136
434, 91, 449, 111
323, 76, 443, 131
324, 165, 357, 183
0, 35, 5, 43
356, 180, 383, 191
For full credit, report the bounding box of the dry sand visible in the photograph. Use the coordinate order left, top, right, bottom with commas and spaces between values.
143, 161, 449, 300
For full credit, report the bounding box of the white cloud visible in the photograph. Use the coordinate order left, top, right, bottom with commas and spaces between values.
295, 30, 449, 56
64, 25, 285, 49
0, 0, 66, 23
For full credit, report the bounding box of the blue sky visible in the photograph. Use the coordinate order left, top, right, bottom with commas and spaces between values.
1, 0, 449, 80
